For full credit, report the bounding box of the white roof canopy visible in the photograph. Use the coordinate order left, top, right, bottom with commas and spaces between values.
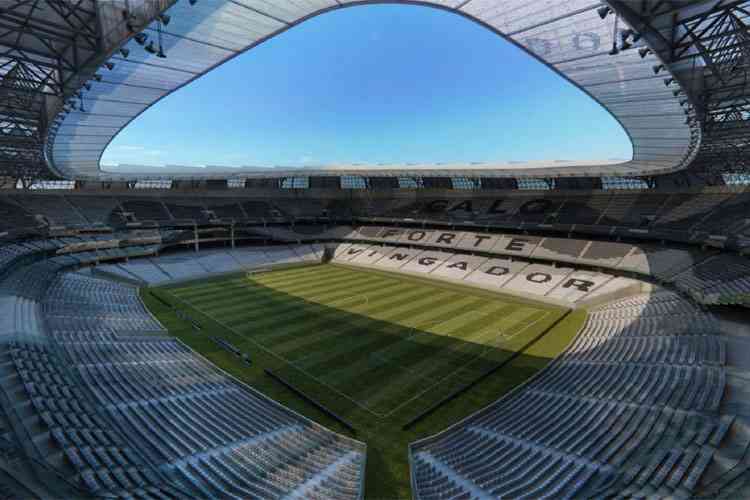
47, 0, 699, 180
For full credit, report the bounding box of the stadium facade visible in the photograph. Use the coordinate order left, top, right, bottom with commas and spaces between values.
0, 1, 749, 499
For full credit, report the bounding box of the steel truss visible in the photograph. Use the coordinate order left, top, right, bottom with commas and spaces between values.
613, 0, 750, 177
0, 0, 100, 182
2, 0, 750, 184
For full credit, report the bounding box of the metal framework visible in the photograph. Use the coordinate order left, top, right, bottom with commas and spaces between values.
0, 0, 102, 182
1, 0, 749, 184
613, 0, 750, 180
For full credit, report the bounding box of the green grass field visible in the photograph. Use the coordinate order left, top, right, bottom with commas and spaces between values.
144, 263, 587, 499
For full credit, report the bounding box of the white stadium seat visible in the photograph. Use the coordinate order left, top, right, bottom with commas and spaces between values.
349, 245, 395, 265
432, 254, 489, 280
464, 258, 527, 289
504, 263, 575, 297
400, 250, 454, 274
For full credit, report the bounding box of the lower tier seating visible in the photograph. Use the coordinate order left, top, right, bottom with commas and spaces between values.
0, 251, 366, 498
410, 291, 731, 499
332, 243, 637, 306
95, 245, 323, 286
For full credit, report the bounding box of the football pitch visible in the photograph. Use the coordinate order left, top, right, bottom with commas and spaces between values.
145, 263, 586, 498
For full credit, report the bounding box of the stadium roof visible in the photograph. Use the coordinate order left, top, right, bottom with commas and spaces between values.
2, 1, 748, 181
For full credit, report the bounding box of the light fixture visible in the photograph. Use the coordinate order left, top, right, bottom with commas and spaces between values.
639, 47, 652, 58
664, 78, 674, 86
653, 64, 664, 75
597, 6, 611, 19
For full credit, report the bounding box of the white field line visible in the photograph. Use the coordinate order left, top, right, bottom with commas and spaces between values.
356, 310, 509, 382
379, 310, 551, 418
171, 280, 554, 420
164, 289, 385, 418
326, 294, 369, 308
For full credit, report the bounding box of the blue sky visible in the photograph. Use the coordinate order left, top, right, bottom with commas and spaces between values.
102, 4, 631, 168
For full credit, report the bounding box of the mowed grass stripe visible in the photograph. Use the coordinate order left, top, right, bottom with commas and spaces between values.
362, 309, 555, 414
194, 271, 401, 318
351, 301, 515, 375
314, 302, 512, 388
346, 304, 529, 407
173, 266, 366, 302
167, 264, 569, 423
294, 293, 488, 382
179, 269, 393, 310
217, 279, 416, 331
357, 309, 550, 406
252, 266, 397, 295
283, 290, 463, 366
252, 266, 364, 289
250, 284, 433, 349
262, 282, 455, 345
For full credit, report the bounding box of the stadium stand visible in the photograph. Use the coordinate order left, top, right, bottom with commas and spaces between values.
163, 199, 209, 221
96, 246, 322, 286
0, 241, 366, 498
0, 171, 748, 500
332, 244, 633, 306
17, 196, 88, 227
410, 290, 731, 499
202, 200, 247, 220
119, 199, 172, 222
310, 224, 749, 306
5, 1, 750, 496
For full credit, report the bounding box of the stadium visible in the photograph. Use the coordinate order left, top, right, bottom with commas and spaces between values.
0, 0, 749, 498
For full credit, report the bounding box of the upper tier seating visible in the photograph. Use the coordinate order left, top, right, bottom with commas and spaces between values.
411, 291, 730, 499
202, 199, 246, 220
0, 189, 746, 252
17, 195, 88, 227
163, 199, 208, 220
64, 196, 121, 225
0, 199, 39, 233
118, 199, 171, 222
